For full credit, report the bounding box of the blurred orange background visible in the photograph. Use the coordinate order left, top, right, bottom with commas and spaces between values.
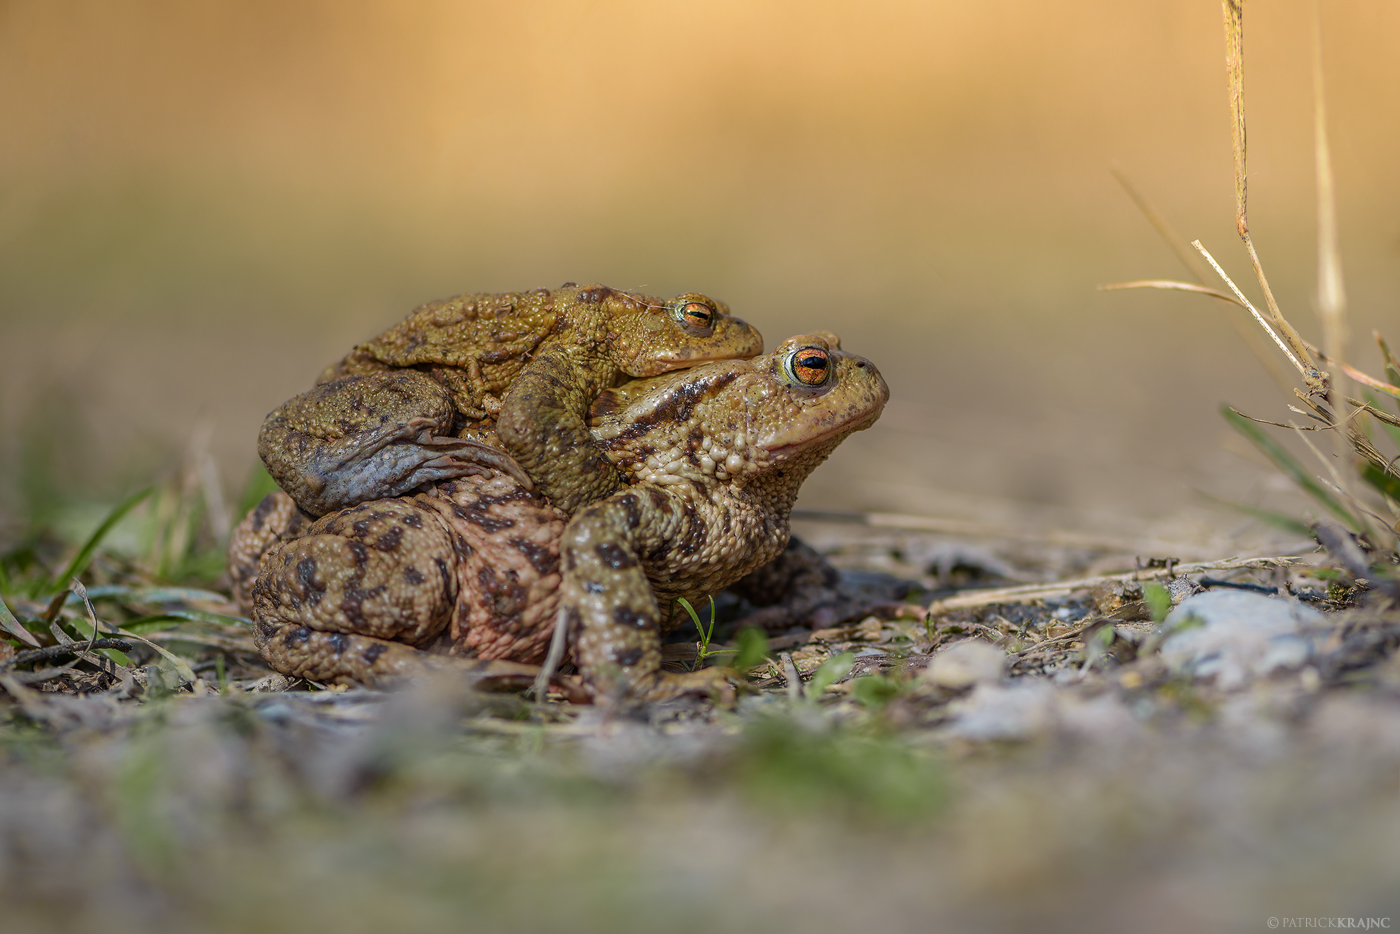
2, 0, 1397, 540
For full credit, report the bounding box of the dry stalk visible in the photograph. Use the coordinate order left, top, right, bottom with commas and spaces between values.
1312, 2, 1353, 494
1221, 0, 1323, 391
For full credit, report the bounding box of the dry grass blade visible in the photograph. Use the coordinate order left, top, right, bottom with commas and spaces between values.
1110, 167, 1214, 283
1193, 240, 1308, 378
0, 594, 42, 649
1110, 168, 1295, 390
1098, 280, 1241, 304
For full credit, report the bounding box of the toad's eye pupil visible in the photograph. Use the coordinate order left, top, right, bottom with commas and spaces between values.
681, 302, 713, 327
791, 349, 830, 385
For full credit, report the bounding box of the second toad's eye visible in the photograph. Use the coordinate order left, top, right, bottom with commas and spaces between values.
787, 346, 831, 387
673, 299, 715, 333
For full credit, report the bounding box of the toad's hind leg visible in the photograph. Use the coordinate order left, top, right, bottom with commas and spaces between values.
251, 498, 462, 685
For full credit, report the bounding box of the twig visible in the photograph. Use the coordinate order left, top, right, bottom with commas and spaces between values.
791, 509, 1207, 556
531, 606, 571, 703
780, 652, 802, 700
927, 555, 1307, 614
1, 639, 134, 671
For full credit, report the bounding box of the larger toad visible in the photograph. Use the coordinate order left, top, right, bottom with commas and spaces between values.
260, 284, 763, 516
245, 333, 888, 703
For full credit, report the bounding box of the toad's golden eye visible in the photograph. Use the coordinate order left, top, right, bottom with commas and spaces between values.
787, 346, 831, 387
674, 300, 715, 333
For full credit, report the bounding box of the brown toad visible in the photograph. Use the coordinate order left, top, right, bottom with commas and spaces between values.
242, 333, 888, 703
260, 284, 763, 517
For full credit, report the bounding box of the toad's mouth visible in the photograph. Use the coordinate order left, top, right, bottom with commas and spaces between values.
761, 408, 885, 455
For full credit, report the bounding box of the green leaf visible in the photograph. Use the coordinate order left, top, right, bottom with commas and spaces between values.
852, 674, 901, 709
47, 486, 155, 593
732, 627, 770, 671
1142, 582, 1173, 623
67, 613, 135, 666
806, 652, 854, 697
1221, 406, 1361, 533
74, 585, 233, 605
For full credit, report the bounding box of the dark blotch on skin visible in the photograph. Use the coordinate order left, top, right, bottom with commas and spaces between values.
296, 557, 325, 605
595, 542, 637, 570
678, 502, 702, 556
375, 526, 404, 552
452, 502, 516, 534
615, 647, 644, 667
613, 606, 649, 629
329, 632, 350, 655
251, 494, 277, 533
617, 494, 641, 530
477, 565, 528, 618
363, 643, 386, 665
402, 513, 423, 529
577, 286, 615, 304
615, 371, 739, 442
284, 627, 312, 647
509, 538, 559, 576
404, 565, 425, 586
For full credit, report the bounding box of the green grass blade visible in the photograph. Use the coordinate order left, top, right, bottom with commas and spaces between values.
0, 594, 43, 648
1221, 406, 1361, 533
47, 486, 155, 593
1361, 463, 1400, 503
1199, 492, 1315, 537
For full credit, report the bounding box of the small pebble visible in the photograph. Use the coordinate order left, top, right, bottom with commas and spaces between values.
923, 640, 1005, 690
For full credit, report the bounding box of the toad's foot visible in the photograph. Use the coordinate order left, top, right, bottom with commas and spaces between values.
622, 668, 736, 706
259, 370, 531, 516
304, 416, 531, 514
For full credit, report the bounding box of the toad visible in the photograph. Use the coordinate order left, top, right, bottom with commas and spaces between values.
243, 333, 888, 703
259, 284, 763, 517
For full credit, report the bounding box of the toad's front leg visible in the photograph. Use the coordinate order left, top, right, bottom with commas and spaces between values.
259, 370, 529, 516
559, 491, 732, 705
496, 346, 627, 515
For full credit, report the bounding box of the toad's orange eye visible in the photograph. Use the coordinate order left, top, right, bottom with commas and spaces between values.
787, 347, 831, 386
674, 300, 715, 332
